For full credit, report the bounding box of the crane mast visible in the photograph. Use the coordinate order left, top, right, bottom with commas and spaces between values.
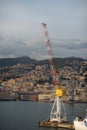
42, 23, 67, 122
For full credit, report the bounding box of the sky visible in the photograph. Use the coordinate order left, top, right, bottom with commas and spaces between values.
0, 0, 87, 60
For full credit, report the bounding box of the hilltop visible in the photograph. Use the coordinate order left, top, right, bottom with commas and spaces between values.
39, 56, 85, 68
0, 56, 37, 67
0, 56, 86, 68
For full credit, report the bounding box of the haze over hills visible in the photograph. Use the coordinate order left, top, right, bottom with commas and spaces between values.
0, 56, 86, 68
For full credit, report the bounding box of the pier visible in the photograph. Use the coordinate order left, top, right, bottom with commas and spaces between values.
39, 120, 75, 129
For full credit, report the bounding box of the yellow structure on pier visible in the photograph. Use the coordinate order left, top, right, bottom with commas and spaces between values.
56, 86, 66, 97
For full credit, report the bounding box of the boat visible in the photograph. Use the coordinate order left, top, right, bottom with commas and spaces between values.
74, 111, 87, 130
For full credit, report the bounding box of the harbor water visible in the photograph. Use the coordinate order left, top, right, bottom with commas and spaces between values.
0, 101, 87, 130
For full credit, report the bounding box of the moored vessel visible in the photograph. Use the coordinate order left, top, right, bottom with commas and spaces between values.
74, 111, 87, 130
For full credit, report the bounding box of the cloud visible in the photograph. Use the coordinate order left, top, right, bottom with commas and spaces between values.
48, 39, 87, 59
0, 0, 87, 59
0, 36, 87, 59
0, 36, 46, 59
60, 42, 87, 50
52, 39, 87, 50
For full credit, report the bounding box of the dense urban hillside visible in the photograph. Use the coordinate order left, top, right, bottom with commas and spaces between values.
0, 56, 87, 102
0, 56, 86, 68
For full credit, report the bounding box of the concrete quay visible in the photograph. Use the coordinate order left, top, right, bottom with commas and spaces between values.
39, 120, 75, 129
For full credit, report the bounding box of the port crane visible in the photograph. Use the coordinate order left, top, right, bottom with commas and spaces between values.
42, 23, 67, 122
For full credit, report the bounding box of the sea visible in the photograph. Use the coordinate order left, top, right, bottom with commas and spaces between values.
0, 101, 87, 130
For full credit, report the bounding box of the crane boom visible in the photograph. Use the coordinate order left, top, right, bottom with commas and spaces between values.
42, 23, 55, 71
42, 23, 60, 86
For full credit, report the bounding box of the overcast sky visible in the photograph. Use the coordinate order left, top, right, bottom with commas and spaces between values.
0, 0, 87, 60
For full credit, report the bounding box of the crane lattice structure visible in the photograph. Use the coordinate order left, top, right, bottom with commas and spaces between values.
42, 23, 67, 122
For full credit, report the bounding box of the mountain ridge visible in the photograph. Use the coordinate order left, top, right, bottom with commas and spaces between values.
0, 56, 86, 68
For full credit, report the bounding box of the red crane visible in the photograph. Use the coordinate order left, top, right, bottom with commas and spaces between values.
42, 23, 60, 87
42, 23, 67, 122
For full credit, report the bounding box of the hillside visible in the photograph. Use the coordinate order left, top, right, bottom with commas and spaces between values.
0, 56, 37, 67
0, 56, 86, 68
38, 57, 85, 68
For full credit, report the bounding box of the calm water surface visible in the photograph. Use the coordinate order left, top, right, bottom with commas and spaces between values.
0, 101, 87, 130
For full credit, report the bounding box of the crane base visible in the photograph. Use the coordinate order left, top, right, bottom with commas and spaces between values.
39, 120, 75, 129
